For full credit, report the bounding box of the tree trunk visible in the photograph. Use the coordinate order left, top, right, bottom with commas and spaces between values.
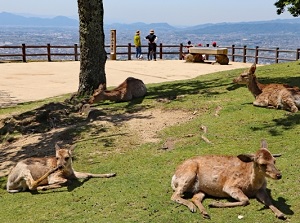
77, 0, 106, 97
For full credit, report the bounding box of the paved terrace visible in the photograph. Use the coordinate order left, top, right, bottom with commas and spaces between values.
0, 60, 253, 107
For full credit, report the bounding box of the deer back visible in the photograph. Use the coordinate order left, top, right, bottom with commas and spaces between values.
173, 140, 281, 198
89, 77, 147, 103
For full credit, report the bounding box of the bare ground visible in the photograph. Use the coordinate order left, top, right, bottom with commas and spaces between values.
0, 101, 194, 177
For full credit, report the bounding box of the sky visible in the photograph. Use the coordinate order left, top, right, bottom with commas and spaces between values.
0, 0, 296, 26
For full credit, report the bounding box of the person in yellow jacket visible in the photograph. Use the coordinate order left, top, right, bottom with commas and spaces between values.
134, 30, 142, 59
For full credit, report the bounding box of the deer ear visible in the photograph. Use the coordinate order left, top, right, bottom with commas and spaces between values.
249, 63, 256, 73
98, 83, 106, 91
261, 139, 268, 149
69, 144, 76, 153
55, 143, 60, 151
237, 154, 255, 163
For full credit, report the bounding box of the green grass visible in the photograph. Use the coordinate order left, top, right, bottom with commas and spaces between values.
1, 61, 300, 222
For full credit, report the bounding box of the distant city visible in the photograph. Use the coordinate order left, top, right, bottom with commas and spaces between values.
0, 12, 300, 63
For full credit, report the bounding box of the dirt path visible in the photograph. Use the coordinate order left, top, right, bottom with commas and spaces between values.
0, 60, 253, 107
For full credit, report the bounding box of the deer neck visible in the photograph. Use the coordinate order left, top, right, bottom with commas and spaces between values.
102, 90, 122, 101
249, 162, 266, 190
247, 75, 262, 98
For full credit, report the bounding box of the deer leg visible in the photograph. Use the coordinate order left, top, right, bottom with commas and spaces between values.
37, 183, 65, 191
171, 174, 198, 213
73, 171, 116, 179
283, 98, 298, 113
209, 186, 250, 208
253, 95, 269, 108
191, 192, 210, 219
256, 188, 286, 220
6, 172, 28, 193
29, 166, 59, 190
37, 175, 68, 191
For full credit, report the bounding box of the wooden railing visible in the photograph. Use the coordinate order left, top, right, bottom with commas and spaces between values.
0, 43, 299, 64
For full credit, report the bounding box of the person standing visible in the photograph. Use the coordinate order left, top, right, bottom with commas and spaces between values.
134, 30, 142, 59
145, 29, 157, 61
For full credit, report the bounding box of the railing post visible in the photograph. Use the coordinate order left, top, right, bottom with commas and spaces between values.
231, 45, 235, 62
296, 48, 300, 61
255, 46, 259, 64
47, 43, 51, 62
22, 43, 26, 62
179, 43, 183, 60
74, 44, 78, 61
275, 47, 279, 63
159, 43, 163, 59
243, 45, 247, 63
128, 43, 131, 60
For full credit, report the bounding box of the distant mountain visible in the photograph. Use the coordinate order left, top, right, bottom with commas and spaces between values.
0, 12, 78, 27
105, 22, 176, 33
181, 22, 300, 35
0, 11, 299, 35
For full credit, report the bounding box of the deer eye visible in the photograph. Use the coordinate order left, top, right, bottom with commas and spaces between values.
260, 164, 267, 168
65, 157, 70, 161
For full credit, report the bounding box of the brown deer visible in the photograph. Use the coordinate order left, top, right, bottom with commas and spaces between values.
88, 77, 147, 103
171, 139, 286, 220
233, 63, 300, 112
6, 144, 116, 192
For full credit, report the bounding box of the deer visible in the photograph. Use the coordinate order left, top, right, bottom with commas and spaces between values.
88, 77, 147, 103
233, 63, 300, 112
171, 139, 286, 220
6, 144, 116, 193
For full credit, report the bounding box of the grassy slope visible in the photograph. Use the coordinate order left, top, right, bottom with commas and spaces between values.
0, 61, 300, 223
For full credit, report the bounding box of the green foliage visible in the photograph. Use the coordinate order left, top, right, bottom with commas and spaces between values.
275, 0, 300, 17
1, 61, 300, 222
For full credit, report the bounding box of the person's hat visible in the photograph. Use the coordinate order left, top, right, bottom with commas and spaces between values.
150, 29, 154, 34
136, 30, 140, 34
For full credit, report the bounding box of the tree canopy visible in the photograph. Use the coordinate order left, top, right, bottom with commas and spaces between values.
274, 0, 300, 16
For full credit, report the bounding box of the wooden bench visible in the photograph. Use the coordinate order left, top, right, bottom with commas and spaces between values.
186, 47, 229, 65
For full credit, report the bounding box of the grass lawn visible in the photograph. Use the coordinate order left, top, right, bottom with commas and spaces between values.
0, 61, 300, 223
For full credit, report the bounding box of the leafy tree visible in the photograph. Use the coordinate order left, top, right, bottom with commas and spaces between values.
274, 0, 300, 16
77, 0, 107, 97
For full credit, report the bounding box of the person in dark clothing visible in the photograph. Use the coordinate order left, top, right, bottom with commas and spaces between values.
145, 29, 157, 61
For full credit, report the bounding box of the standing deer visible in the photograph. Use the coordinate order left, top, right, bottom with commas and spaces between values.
171, 139, 286, 220
233, 63, 300, 112
6, 144, 116, 192
88, 77, 147, 103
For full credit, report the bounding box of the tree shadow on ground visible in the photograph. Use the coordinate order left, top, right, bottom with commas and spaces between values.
250, 113, 300, 136
146, 77, 232, 100
0, 99, 154, 175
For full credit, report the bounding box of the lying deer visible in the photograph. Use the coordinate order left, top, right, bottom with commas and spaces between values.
6, 144, 116, 192
233, 63, 300, 112
88, 77, 147, 103
171, 139, 286, 220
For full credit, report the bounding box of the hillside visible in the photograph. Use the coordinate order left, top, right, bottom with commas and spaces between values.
1, 11, 300, 34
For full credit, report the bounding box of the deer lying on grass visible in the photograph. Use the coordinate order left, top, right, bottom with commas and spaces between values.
171, 139, 286, 220
6, 144, 116, 193
88, 77, 147, 103
233, 63, 300, 112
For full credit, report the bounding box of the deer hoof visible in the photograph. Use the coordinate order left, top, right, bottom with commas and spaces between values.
108, 173, 116, 177
277, 213, 287, 220
203, 213, 211, 219
291, 106, 298, 113
188, 203, 197, 213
